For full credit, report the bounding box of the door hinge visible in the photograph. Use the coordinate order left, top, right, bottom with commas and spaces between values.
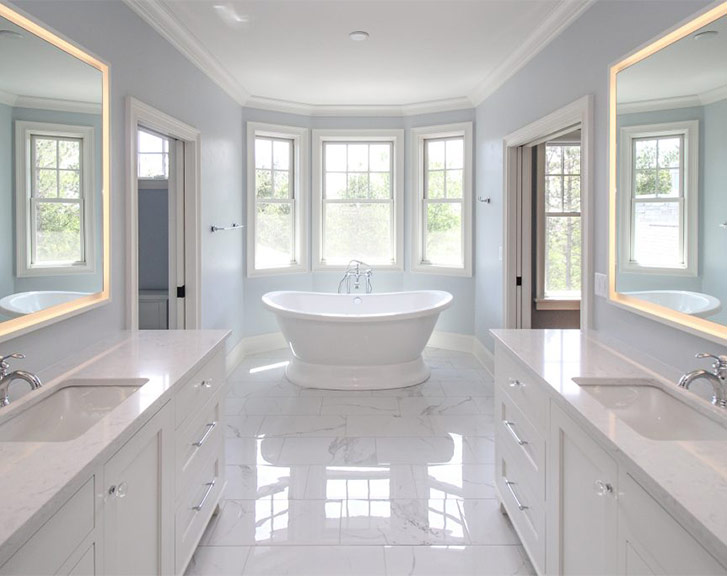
516, 276, 522, 287
177, 285, 186, 298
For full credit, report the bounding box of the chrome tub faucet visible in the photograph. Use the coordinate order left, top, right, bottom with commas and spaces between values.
678, 353, 727, 408
337, 260, 373, 294
0, 353, 42, 407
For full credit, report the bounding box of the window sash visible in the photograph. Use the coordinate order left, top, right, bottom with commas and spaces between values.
30, 198, 85, 266
630, 196, 685, 267
320, 141, 396, 265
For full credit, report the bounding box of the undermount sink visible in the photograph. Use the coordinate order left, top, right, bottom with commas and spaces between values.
0, 378, 147, 442
574, 379, 727, 441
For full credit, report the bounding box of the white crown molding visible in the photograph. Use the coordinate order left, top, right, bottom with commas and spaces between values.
14, 95, 102, 115
468, 0, 596, 106
244, 94, 473, 117
0, 89, 17, 107
123, 0, 249, 105
618, 84, 727, 114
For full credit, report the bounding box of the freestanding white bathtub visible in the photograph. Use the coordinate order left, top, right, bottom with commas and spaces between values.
262, 290, 453, 390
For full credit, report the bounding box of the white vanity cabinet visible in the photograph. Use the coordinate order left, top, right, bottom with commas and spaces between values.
0, 343, 227, 576
493, 342, 727, 576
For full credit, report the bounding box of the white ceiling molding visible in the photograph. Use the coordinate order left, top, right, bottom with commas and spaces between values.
123, 0, 249, 105
0, 89, 17, 107
468, 0, 596, 107
14, 95, 102, 115
244, 95, 473, 117
618, 84, 727, 115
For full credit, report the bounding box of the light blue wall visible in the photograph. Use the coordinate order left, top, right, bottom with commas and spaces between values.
1, 0, 244, 371
138, 188, 169, 291
0, 103, 13, 320
615, 105, 704, 294
10, 106, 103, 295
474, 0, 726, 366
242, 107, 476, 336
701, 98, 727, 325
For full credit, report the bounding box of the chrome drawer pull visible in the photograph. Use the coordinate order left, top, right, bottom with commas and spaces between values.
508, 377, 524, 388
192, 478, 216, 512
503, 420, 528, 446
503, 477, 528, 511
193, 422, 217, 447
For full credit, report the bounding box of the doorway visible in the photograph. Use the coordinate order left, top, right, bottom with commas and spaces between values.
503, 96, 593, 330
126, 97, 201, 330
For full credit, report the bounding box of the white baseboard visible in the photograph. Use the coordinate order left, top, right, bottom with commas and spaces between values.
226, 330, 494, 376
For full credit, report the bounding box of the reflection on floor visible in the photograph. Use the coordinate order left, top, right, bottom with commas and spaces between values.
185, 348, 535, 575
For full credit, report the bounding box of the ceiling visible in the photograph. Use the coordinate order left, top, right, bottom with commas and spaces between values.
617, 14, 727, 109
125, 0, 593, 115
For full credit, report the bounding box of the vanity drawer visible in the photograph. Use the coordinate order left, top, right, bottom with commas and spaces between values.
495, 385, 545, 499
0, 478, 95, 576
496, 442, 545, 575
495, 348, 548, 433
175, 349, 225, 429
175, 453, 224, 575
176, 399, 222, 494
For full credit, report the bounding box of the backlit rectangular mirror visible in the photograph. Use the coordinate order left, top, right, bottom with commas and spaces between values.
610, 2, 727, 343
0, 4, 109, 343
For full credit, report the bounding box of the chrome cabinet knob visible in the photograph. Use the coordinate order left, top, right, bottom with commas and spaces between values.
508, 378, 524, 388
594, 480, 613, 496
109, 481, 128, 498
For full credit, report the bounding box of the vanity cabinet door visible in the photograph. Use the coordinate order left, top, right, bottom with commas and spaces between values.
102, 402, 174, 576
547, 403, 618, 576
618, 471, 726, 575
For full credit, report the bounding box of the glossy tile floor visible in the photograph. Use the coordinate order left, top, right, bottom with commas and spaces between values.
185, 348, 534, 575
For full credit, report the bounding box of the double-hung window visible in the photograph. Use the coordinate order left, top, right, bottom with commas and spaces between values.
619, 121, 698, 274
15, 121, 95, 276
411, 123, 473, 276
247, 123, 308, 275
312, 130, 404, 269
536, 140, 581, 307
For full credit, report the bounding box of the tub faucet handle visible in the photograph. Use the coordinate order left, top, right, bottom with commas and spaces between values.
0, 353, 24, 374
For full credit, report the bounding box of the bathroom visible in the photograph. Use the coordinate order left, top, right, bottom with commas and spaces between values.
0, 0, 726, 574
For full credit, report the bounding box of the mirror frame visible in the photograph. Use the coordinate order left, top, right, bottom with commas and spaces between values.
0, 4, 110, 343
609, 1, 727, 344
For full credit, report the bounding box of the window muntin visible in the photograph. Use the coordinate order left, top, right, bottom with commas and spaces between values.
321, 141, 396, 266
630, 135, 683, 268
422, 137, 464, 268
254, 136, 296, 269
30, 135, 85, 266
618, 121, 697, 276
137, 129, 169, 179
542, 143, 581, 300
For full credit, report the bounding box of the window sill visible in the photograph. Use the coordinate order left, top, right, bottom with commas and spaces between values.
534, 298, 580, 311
411, 264, 472, 277
247, 265, 308, 278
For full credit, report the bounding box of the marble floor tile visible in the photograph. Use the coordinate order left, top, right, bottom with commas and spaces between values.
304, 464, 419, 500
223, 415, 265, 438
242, 546, 386, 575
458, 499, 521, 545
412, 464, 497, 500
184, 546, 250, 576
242, 396, 322, 415
225, 464, 309, 500
227, 379, 300, 399
384, 545, 534, 575
346, 415, 441, 437
277, 436, 379, 466
340, 499, 468, 545
257, 415, 347, 437
225, 437, 284, 466
375, 436, 459, 465
398, 396, 484, 416
321, 396, 401, 415
374, 380, 446, 398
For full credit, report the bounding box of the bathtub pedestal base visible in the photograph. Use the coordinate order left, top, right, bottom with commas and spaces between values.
285, 356, 431, 390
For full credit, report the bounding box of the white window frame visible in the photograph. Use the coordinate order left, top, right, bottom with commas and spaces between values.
246, 122, 309, 277
411, 122, 473, 276
312, 129, 404, 270
15, 120, 95, 277
535, 139, 582, 310
619, 120, 698, 276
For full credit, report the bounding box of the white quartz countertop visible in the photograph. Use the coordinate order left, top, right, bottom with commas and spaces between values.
490, 329, 727, 566
0, 329, 230, 566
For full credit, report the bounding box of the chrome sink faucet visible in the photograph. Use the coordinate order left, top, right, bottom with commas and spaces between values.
678, 353, 727, 408
337, 260, 373, 294
0, 353, 42, 408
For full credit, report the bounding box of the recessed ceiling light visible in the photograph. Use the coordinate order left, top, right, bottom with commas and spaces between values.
349, 30, 370, 42
0, 29, 23, 40
693, 30, 718, 40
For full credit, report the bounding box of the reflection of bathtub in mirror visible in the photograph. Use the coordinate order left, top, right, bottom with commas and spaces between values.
623, 290, 721, 319
0, 291, 92, 318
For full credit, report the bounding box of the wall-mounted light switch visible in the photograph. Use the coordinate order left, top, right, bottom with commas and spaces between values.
594, 272, 608, 298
